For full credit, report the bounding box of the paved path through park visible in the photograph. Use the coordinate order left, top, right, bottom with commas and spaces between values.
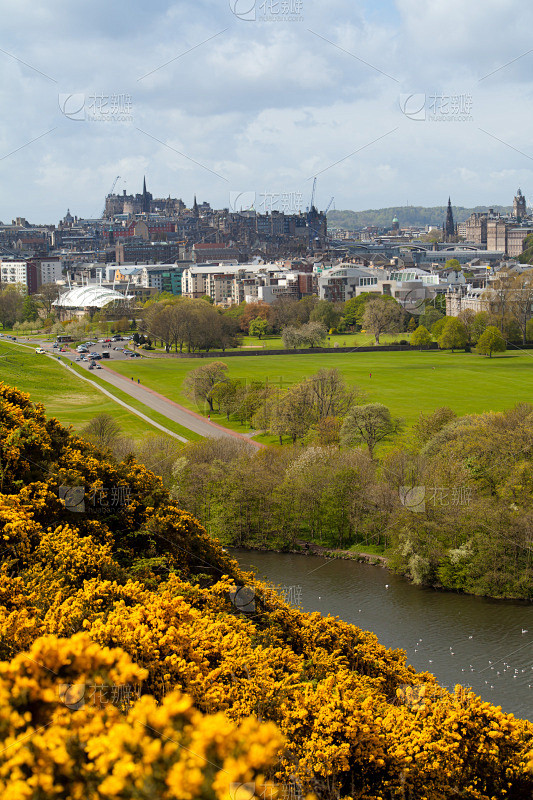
69, 356, 261, 445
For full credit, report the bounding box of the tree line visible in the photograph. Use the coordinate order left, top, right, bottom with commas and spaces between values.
166, 403, 533, 599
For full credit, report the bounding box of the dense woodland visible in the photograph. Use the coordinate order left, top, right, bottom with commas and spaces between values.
1, 382, 532, 798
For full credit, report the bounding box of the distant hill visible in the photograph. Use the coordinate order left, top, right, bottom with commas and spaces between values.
327, 206, 512, 230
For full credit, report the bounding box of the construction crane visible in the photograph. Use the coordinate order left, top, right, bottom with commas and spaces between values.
325, 196, 335, 214
100, 176, 121, 219
108, 175, 120, 197
309, 177, 317, 212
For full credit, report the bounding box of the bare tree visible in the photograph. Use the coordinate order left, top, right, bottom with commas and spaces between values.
80, 414, 123, 450
509, 273, 533, 344
307, 368, 361, 419
36, 283, 60, 316
341, 403, 403, 459
183, 361, 228, 411
136, 435, 184, 487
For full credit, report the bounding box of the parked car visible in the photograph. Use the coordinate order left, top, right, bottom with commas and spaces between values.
130, 353, 141, 358
89, 352, 99, 358
101, 352, 110, 359
52, 343, 59, 349
35, 348, 45, 354
112, 336, 123, 341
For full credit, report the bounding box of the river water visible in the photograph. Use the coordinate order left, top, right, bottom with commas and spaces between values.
232, 550, 533, 721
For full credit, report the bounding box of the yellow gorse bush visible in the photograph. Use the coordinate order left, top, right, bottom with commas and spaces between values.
0, 382, 532, 799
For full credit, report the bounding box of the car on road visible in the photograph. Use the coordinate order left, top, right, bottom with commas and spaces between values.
52, 343, 59, 349
112, 336, 123, 341
35, 348, 45, 354
113, 346, 121, 351
89, 351, 99, 357
88, 364, 94, 370
75, 357, 81, 362
95, 364, 102, 369
101, 352, 110, 359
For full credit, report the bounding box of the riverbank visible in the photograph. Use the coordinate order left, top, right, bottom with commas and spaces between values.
233, 539, 389, 567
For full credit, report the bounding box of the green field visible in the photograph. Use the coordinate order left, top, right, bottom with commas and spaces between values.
109, 349, 533, 432
236, 332, 412, 350
147, 331, 412, 354
0, 343, 183, 442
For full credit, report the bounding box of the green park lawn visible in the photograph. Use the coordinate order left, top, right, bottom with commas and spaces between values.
109, 348, 533, 435
148, 331, 412, 353
233, 331, 411, 350
0, 342, 182, 442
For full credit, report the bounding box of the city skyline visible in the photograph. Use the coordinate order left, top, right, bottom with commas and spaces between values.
1, 1, 533, 220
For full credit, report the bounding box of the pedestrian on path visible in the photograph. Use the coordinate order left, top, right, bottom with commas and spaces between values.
207, 413, 211, 421
137, 378, 140, 384
131, 377, 134, 381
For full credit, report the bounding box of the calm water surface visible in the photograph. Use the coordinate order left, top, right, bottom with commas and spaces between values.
232, 550, 533, 721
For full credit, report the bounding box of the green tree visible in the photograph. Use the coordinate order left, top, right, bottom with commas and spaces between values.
413, 407, 456, 444
343, 293, 377, 330
248, 317, 272, 339
438, 318, 467, 352
341, 403, 403, 459
310, 300, 340, 330
444, 258, 462, 272
0, 287, 24, 329
411, 325, 432, 347
22, 294, 39, 322
471, 311, 489, 343
419, 308, 443, 330
476, 325, 506, 358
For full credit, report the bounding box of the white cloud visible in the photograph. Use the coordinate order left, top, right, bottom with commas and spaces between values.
0, 0, 531, 220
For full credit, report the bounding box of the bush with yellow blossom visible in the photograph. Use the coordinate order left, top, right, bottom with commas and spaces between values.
0, 382, 532, 799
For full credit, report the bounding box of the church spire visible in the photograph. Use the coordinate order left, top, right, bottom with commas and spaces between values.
141, 176, 150, 214
192, 194, 199, 217
445, 197, 455, 242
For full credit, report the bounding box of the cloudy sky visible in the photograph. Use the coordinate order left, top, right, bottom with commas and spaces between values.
1, 0, 532, 222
